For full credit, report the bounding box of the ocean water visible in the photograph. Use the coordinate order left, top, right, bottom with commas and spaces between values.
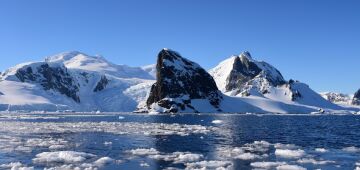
0, 113, 359, 170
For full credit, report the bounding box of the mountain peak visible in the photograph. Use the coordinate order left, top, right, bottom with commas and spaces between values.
210, 52, 285, 94
144, 49, 222, 113
240, 51, 252, 59
45, 51, 90, 62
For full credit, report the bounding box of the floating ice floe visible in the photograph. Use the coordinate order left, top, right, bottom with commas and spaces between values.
128, 148, 160, 156
250, 161, 306, 170
127, 148, 203, 164
211, 120, 223, 124
32, 151, 115, 170
342, 146, 360, 153
314, 148, 328, 153
0, 135, 69, 153
0, 162, 34, 170
296, 158, 335, 165
185, 160, 233, 170
217, 141, 271, 160
275, 149, 306, 159
276, 164, 306, 170
33, 151, 96, 164
0, 121, 216, 136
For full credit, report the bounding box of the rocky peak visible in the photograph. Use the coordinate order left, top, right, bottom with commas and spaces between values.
145, 49, 222, 113
240, 51, 252, 60
13, 63, 80, 103
352, 89, 360, 105
320, 92, 352, 105
210, 51, 286, 95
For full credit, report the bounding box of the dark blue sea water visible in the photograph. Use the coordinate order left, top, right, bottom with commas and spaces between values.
0, 113, 359, 170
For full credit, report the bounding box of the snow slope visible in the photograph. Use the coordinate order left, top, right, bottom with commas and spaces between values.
0, 50, 356, 114
209, 52, 351, 113
0, 51, 155, 112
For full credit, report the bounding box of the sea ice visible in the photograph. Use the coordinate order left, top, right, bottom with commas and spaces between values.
33, 151, 96, 164
275, 149, 305, 159
185, 160, 233, 170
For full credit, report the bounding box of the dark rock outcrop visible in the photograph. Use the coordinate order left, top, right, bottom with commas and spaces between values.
352, 89, 360, 105
146, 49, 222, 113
287, 80, 302, 101
94, 75, 109, 92
0, 91, 3, 95
225, 52, 286, 92
15, 63, 80, 103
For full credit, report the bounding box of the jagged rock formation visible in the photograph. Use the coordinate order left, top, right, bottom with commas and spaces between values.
145, 49, 222, 113
210, 52, 340, 110
14, 63, 80, 102
352, 89, 360, 105
320, 92, 352, 105
93, 75, 109, 92
210, 51, 285, 96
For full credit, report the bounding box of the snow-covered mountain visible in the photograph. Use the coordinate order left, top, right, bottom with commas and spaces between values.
209, 52, 285, 95
209, 52, 344, 111
0, 51, 155, 112
320, 92, 352, 105
0, 49, 357, 114
141, 64, 156, 79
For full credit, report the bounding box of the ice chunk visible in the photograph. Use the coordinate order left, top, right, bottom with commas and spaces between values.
0, 162, 34, 170
211, 120, 223, 124
185, 160, 233, 170
128, 148, 159, 156
33, 151, 96, 164
275, 149, 305, 159
342, 146, 360, 153
276, 164, 306, 170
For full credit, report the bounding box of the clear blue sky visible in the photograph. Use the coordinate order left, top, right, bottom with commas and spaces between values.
0, 0, 359, 94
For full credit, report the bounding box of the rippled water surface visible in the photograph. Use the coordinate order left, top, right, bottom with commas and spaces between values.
0, 113, 360, 170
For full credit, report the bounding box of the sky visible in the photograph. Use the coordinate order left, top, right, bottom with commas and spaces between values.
0, 0, 359, 94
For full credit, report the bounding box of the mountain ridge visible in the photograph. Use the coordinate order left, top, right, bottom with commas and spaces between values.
0, 49, 358, 114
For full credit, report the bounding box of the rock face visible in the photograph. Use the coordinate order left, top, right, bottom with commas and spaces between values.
145, 49, 222, 113
0, 51, 155, 112
320, 92, 352, 105
210, 52, 340, 109
210, 51, 286, 96
93, 75, 109, 92
14, 63, 80, 102
352, 89, 360, 105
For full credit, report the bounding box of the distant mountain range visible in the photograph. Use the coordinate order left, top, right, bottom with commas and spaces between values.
0, 49, 359, 114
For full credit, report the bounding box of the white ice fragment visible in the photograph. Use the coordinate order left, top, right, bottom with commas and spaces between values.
275, 149, 305, 159
297, 158, 335, 165
315, 148, 328, 153
211, 120, 223, 124
342, 146, 360, 153
93, 157, 114, 166
251, 161, 286, 168
0, 162, 34, 170
140, 162, 150, 167
185, 160, 233, 170
276, 164, 306, 170
33, 151, 96, 164
128, 148, 159, 156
